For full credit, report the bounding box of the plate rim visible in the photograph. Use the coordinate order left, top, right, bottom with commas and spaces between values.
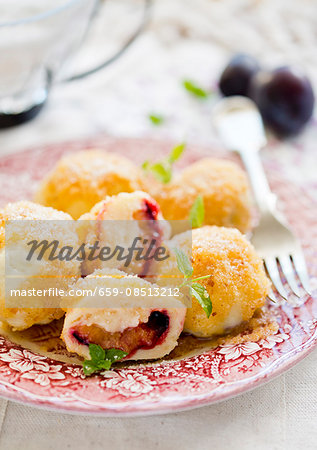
0, 331, 315, 416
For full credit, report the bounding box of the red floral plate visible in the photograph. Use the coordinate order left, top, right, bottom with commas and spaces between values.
0, 137, 316, 416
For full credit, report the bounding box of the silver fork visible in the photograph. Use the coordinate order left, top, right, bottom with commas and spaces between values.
213, 96, 312, 301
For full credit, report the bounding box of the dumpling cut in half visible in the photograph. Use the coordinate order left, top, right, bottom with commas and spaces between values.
78, 191, 170, 277
61, 270, 186, 361
0, 201, 81, 330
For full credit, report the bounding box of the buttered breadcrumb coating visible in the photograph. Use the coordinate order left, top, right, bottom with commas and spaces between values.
61, 269, 186, 360
158, 226, 270, 337
34, 150, 143, 219
0, 201, 80, 330
145, 158, 253, 233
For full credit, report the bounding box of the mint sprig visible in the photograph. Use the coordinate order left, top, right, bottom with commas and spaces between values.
174, 247, 193, 278
168, 143, 185, 164
142, 143, 186, 184
190, 283, 213, 318
189, 195, 205, 228
173, 248, 212, 318
149, 114, 164, 126
142, 160, 172, 184
82, 344, 127, 376
182, 79, 211, 99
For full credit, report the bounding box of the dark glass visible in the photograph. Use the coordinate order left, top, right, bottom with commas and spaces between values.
0, 102, 45, 129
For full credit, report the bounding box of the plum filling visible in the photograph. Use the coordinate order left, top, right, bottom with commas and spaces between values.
72, 310, 170, 356
132, 199, 160, 222
132, 199, 163, 277
143, 198, 160, 220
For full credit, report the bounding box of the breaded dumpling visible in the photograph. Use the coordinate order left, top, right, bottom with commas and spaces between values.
78, 191, 170, 277
158, 226, 270, 337
61, 269, 186, 360
0, 201, 81, 330
34, 150, 142, 219
147, 158, 253, 233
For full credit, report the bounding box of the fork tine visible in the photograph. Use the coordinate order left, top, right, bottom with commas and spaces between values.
278, 256, 301, 297
291, 252, 312, 296
264, 257, 288, 300
268, 290, 278, 303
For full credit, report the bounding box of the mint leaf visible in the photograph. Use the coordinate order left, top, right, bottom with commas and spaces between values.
150, 162, 172, 184
191, 283, 212, 318
89, 343, 105, 362
141, 142, 186, 184
149, 114, 164, 125
189, 195, 204, 228
82, 344, 127, 376
168, 143, 186, 164
97, 360, 112, 371
105, 349, 128, 362
183, 79, 210, 99
142, 160, 150, 171
173, 247, 193, 278
83, 360, 98, 376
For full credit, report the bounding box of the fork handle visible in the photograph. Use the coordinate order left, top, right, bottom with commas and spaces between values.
237, 149, 277, 215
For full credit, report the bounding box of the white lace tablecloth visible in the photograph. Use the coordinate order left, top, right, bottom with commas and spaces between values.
0, 1, 316, 449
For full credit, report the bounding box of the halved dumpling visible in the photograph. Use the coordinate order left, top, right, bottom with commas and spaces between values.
78, 191, 170, 277
0, 201, 80, 330
61, 269, 186, 360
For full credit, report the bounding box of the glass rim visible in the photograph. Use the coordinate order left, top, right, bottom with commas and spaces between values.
0, 0, 91, 28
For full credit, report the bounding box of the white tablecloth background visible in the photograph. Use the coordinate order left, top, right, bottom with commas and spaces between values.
0, 1, 316, 448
